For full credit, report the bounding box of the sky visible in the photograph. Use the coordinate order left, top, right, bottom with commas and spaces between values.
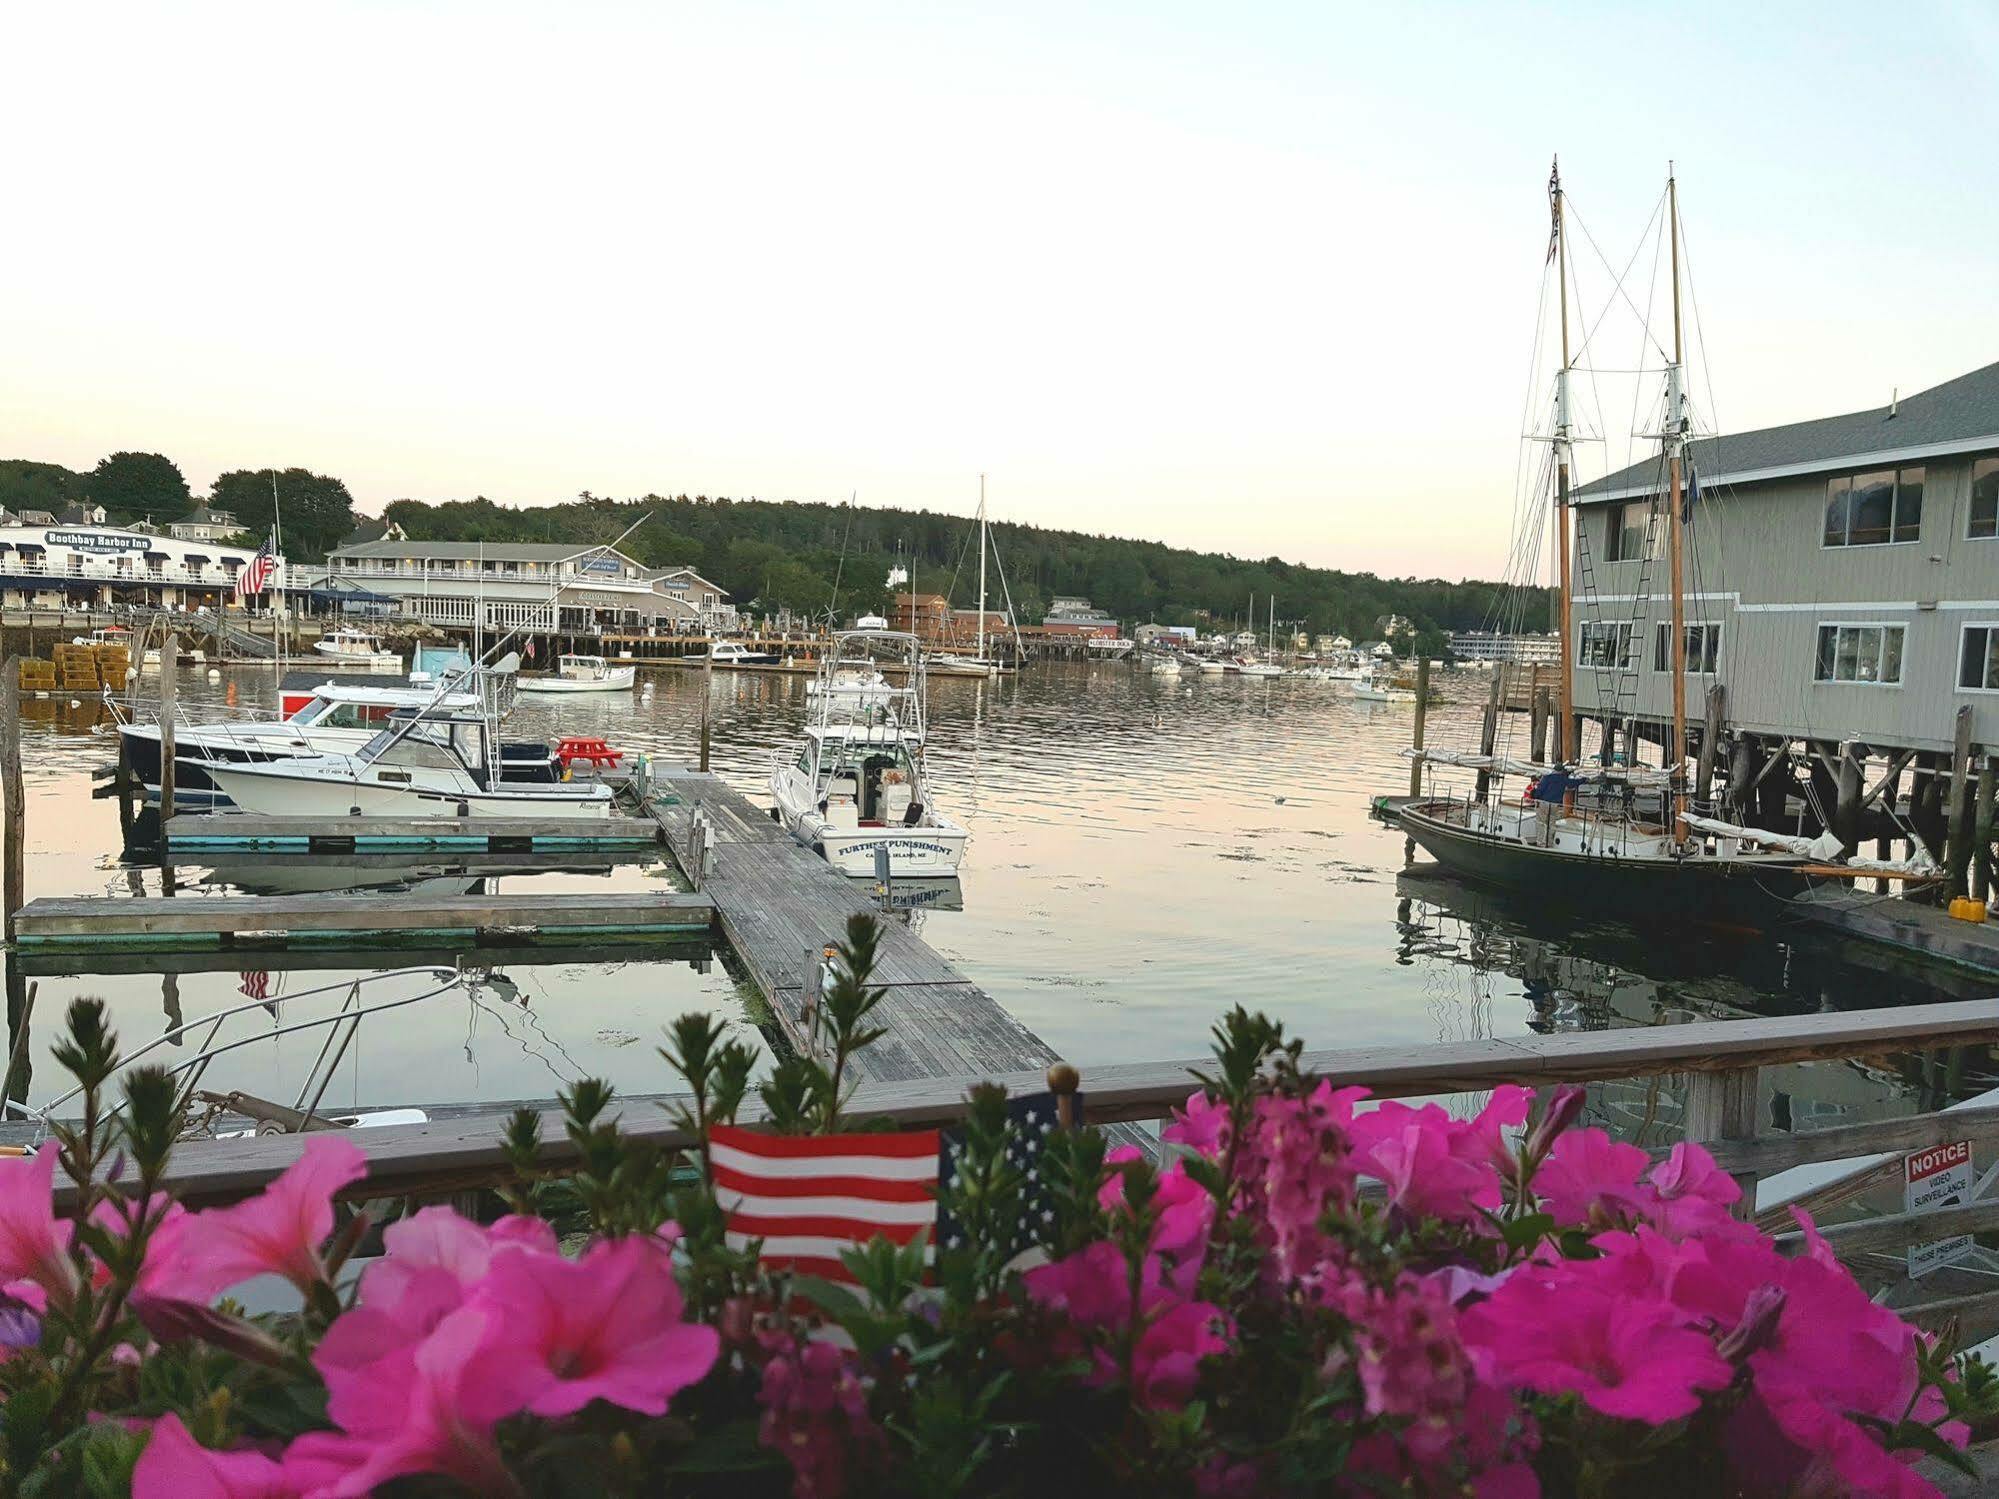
2, 1, 1995, 580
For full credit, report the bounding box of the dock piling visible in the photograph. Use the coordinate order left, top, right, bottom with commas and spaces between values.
158, 636, 177, 826
1473, 669, 1499, 801
1694, 684, 1726, 805
1528, 687, 1549, 764
699, 649, 713, 772
1407, 658, 1430, 797
1948, 707, 1976, 899
1976, 757, 1996, 905
1, 662, 22, 944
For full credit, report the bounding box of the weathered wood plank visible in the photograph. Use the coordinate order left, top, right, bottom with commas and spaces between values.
165, 813, 660, 848
14, 892, 715, 947
1680, 1104, 1999, 1178
121, 999, 1999, 1209
1773, 1197, 1999, 1259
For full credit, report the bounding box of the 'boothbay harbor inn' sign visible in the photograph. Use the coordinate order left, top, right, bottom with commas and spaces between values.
46, 529, 152, 553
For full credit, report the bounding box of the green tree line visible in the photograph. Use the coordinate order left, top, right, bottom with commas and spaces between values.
381, 492, 1550, 647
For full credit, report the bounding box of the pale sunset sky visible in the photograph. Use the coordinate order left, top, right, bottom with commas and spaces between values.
2, 1, 1994, 578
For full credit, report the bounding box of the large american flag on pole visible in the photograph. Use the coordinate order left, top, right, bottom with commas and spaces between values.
710, 1091, 1080, 1284
235, 534, 277, 603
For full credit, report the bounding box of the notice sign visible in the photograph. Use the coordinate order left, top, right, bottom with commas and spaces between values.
1905, 1141, 1975, 1278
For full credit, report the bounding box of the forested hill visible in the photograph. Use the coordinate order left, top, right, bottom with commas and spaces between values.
381, 494, 1550, 648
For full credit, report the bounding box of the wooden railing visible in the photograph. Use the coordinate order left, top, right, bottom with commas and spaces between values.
62, 998, 1999, 1328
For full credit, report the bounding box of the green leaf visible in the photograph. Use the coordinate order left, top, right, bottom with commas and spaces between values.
792, 1275, 867, 1321
667, 1417, 788, 1474
1500, 1212, 1556, 1251
1876, 1416, 1978, 1477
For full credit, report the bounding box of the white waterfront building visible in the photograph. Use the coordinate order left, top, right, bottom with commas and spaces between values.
1448, 631, 1562, 665
0, 522, 273, 610
308, 539, 735, 635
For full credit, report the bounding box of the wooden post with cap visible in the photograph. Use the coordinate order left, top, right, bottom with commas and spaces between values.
1047, 1061, 1081, 1130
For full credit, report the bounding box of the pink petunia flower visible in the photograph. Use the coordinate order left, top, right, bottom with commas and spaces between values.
156, 1137, 367, 1301
1644, 1142, 1743, 1239
1460, 1276, 1731, 1423
358, 1205, 495, 1312
466, 1234, 719, 1419
285, 1304, 520, 1498
1098, 1150, 1214, 1289
1163, 1089, 1231, 1155
0, 1144, 78, 1304
1533, 1128, 1653, 1230
134, 1413, 300, 1499
1131, 1298, 1231, 1409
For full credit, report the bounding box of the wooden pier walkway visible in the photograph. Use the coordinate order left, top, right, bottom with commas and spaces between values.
13, 891, 716, 951
642, 770, 1057, 1083
163, 812, 661, 852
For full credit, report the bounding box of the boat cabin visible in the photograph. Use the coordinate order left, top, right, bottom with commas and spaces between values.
559, 654, 610, 679
289, 686, 479, 730
795, 727, 925, 829
358, 712, 496, 785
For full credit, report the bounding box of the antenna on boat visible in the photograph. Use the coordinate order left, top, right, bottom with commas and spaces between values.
1663, 164, 1692, 844
1550, 156, 1576, 773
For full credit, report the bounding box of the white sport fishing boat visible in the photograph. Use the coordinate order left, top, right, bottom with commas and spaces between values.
1352, 666, 1417, 704
705, 641, 781, 666
200, 708, 614, 820
770, 630, 968, 877
516, 654, 637, 694
313, 627, 402, 671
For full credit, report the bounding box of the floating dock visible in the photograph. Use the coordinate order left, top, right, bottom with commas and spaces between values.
1783, 886, 1999, 977
12, 891, 716, 951
162, 812, 662, 852
642, 770, 1058, 1083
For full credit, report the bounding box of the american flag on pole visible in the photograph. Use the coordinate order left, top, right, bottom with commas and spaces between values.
235, 534, 277, 604
711, 1091, 1080, 1283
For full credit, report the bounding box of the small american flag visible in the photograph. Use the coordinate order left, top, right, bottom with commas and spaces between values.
712, 1091, 1081, 1283
235, 535, 277, 603
238, 970, 269, 1001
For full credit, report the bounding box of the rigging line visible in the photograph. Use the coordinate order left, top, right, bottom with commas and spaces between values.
1563, 190, 1672, 366
1625, 206, 1666, 485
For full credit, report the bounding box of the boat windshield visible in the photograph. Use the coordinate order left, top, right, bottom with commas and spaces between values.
815, 739, 920, 823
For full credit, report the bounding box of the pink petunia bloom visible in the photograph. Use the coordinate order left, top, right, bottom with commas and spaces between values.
1023, 1239, 1133, 1329
1643, 1142, 1743, 1239
1351, 1103, 1504, 1224
467, 1234, 719, 1419
157, 1137, 367, 1301
1460, 1276, 1731, 1423
1098, 1150, 1214, 1289
358, 1206, 494, 1312
1533, 1128, 1653, 1230
135, 1414, 300, 1499
1131, 1298, 1230, 1410
0, 1144, 78, 1303
1163, 1089, 1231, 1155
285, 1305, 520, 1498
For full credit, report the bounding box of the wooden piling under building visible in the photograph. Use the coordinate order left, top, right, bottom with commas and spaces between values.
640, 769, 1060, 1083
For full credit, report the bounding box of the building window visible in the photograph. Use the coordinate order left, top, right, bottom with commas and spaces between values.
1654, 621, 1721, 673
1823, 467, 1923, 546
1814, 623, 1905, 684
1968, 457, 1999, 539
1604, 499, 1656, 562
1959, 624, 1999, 691
1579, 621, 1637, 669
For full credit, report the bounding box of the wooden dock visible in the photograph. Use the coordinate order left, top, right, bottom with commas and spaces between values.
643, 770, 1056, 1083
163, 812, 662, 852
12, 891, 716, 951
1783, 886, 1999, 976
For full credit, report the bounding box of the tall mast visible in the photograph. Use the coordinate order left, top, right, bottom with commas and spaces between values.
1664, 167, 1690, 842
1551, 159, 1576, 769
976, 475, 988, 663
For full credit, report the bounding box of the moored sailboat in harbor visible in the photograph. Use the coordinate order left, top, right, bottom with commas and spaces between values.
1376, 164, 1860, 903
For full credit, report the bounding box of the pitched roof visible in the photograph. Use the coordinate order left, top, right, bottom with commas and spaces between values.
333, 539, 634, 562
1574, 359, 1999, 502
181, 507, 239, 526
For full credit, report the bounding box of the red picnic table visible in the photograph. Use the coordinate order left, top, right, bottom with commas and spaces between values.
556, 736, 624, 772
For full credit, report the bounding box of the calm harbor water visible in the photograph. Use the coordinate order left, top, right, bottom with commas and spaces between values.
2, 660, 1989, 1140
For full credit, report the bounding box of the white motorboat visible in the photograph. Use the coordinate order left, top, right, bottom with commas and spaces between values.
770, 631, 968, 877
807, 658, 893, 704
199, 709, 614, 820
1352, 668, 1417, 704
1148, 657, 1182, 677
705, 640, 781, 666
1238, 660, 1285, 678
517, 654, 637, 694
313, 627, 402, 671
1197, 659, 1229, 675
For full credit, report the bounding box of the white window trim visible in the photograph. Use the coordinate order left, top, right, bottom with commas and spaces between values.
1813, 620, 1908, 688
1654, 620, 1722, 674
1822, 468, 1924, 550
1966, 457, 1999, 541
1957, 621, 1999, 693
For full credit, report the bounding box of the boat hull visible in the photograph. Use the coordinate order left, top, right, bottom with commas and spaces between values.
1380, 796, 1813, 909
200, 763, 613, 820
515, 666, 637, 693
805, 820, 969, 877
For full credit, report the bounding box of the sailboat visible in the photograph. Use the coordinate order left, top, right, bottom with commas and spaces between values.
1240, 595, 1284, 676
1376, 164, 1824, 904
930, 477, 1020, 676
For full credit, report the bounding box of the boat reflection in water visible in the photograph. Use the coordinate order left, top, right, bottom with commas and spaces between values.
1392, 862, 1999, 1150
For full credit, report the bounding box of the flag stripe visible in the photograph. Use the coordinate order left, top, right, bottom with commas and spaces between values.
729, 1232, 934, 1262
711, 1141, 939, 1184
723, 1212, 929, 1244
714, 1189, 935, 1225
711, 1126, 940, 1164
712, 1163, 935, 1204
